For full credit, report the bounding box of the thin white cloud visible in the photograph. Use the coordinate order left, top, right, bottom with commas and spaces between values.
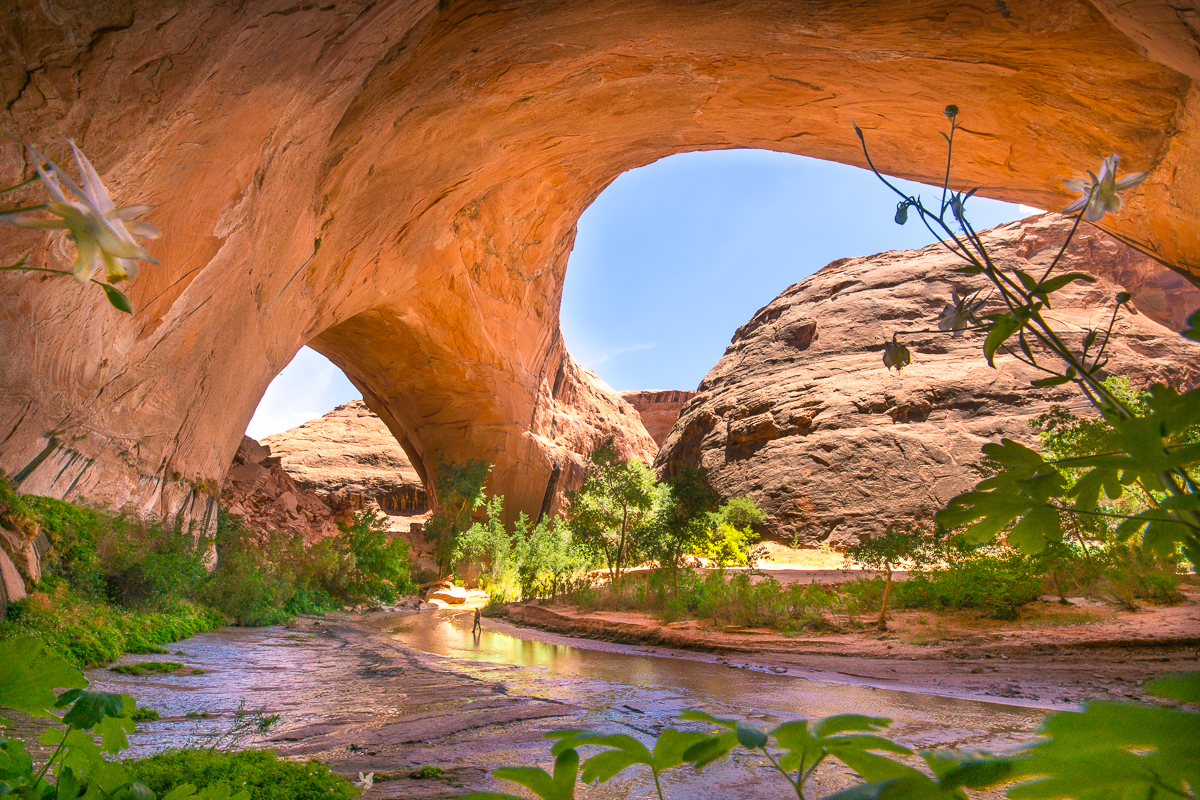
1018, 204, 1046, 215
580, 342, 656, 368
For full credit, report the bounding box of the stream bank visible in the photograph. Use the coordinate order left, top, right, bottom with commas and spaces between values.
89, 609, 1078, 800
494, 582, 1200, 708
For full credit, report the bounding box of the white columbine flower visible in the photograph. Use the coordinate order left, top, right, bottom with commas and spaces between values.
1063, 154, 1147, 222
354, 772, 374, 790
0, 141, 159, 283
937, 289, 986, 336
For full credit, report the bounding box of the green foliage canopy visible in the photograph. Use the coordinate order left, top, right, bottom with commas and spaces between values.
564, 439, 658, 582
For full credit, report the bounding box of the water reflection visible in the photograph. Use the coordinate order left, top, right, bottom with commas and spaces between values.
389, 611, 1045, 750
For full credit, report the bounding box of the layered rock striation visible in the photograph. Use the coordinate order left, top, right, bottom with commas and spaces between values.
1, 1, 1198, 529
656, 215, 1200, 546
263, 401, 428, 517
619, 391, 697, 450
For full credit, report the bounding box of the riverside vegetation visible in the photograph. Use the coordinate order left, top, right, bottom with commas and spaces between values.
0, 478, 415, 667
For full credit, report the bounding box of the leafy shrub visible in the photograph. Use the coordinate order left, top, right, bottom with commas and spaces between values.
455, 496, 591, 601
0, 584, 222, 668
893, 544, 1042, 620
201, 511, 300, 626
326, 508, 415, 604
26, 495, 209, 607
204, 507, 415, 625
127, 750, 358, 800
574, 570, 840, 633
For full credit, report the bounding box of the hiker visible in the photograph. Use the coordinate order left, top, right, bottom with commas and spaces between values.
472, 608, 482, 635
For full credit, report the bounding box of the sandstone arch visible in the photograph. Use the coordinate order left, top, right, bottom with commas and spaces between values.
1, 0, 1197, 527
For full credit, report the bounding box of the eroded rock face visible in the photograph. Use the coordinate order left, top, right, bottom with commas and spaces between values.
221, 436, 343, 545
656, 215, 1200, 546
619, 391, 697, 450
0, 1, 1197, 528
263, 401, 428, 517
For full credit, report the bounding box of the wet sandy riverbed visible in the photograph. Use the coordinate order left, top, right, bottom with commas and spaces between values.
91, 610, 1049, 799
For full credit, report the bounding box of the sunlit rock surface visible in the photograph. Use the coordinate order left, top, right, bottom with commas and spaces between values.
656, 215, 1200, 546
263, 400, 428, 517
1, 1, 1197, 528
619, 391, 697, 450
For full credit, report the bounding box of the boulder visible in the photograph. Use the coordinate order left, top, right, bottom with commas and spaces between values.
657, 214, 1200, 546
426, 585, 469, 605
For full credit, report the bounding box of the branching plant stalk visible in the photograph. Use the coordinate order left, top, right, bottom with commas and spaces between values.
855, 116, 1200, 534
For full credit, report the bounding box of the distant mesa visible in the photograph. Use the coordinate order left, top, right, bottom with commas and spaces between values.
656, 214, 1200, 547
619, 391, 697, 449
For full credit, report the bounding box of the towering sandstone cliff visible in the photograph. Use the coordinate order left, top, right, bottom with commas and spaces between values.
657, 215, 1200, 546
1, 1, 1198, 529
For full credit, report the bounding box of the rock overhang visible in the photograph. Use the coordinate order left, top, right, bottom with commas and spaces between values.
0, 0, 1197, 526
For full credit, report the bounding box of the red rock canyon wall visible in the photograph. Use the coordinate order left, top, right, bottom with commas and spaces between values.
0, 0, 1198, 528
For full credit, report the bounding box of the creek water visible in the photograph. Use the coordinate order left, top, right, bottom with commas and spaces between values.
388, 611, 1046, 749
89, 611, 1047, 798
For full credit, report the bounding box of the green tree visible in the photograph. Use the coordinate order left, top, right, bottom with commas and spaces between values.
454, 494, 592, 600
706, 497, 766, 568
646, 467, 721, 573
424, 458, 491, 576
565, 439, 657, 582
845, 526, 934, 629
333, 508, 415, 605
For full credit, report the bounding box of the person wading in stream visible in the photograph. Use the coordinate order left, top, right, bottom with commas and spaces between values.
472, 608, 482, 635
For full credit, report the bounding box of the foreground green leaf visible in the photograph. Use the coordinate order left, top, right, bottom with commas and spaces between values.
0, 637, 87, 723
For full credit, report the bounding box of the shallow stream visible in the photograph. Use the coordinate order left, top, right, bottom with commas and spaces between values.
90, 611, 1046, 798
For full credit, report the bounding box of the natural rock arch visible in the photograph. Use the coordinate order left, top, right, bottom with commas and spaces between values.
1, 0, 1197, 527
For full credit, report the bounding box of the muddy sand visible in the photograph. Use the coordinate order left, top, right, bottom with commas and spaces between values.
493, 575, 1200, 708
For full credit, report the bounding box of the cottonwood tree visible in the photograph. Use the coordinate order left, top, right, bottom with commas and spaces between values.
424, 458, 490, 577
565, 439, 657, 583
845, 526, 934, 630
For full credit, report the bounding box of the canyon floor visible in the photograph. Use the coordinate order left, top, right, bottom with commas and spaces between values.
83, 585, 1198, 800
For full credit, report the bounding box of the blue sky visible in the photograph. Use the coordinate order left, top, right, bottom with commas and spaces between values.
247, 150, 1035, 439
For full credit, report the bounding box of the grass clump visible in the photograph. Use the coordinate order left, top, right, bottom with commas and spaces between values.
110, 660, 185, 676
131, 707, 161, 722
126, 749, 358, 800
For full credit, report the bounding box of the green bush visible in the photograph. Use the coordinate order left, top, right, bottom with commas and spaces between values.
0, 583, 222, 667
126, 749, 359, 800
201, 511, 303, 626
892, 545, 1043, 620
27, 495, 208, 607
203, 507, 415, 625
574, 569, 840, 632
